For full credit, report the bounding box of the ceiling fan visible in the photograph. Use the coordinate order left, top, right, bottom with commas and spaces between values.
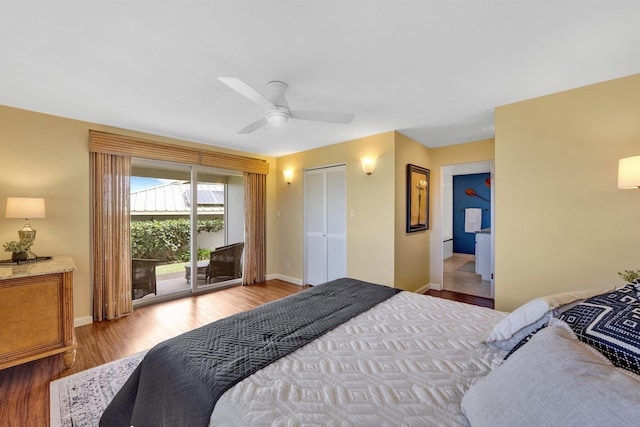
218, 77, 355, 134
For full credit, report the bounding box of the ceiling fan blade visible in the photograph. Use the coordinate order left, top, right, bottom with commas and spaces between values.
238, 117, 268, 134
290, 110, 355, 124
218, 77, 275, 109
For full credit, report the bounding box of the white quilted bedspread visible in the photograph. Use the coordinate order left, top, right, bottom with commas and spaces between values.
211, 292, 507, 426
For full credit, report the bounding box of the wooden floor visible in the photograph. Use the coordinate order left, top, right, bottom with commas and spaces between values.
443, 253, 493, 299
0, 280, 308, 427
425, 289, 494, 309
0, 279, 490, 426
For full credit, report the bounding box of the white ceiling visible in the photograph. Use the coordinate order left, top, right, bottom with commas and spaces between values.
1, 1, 639, 157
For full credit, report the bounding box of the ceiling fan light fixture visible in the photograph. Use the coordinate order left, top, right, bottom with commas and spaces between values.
266, 110, 289, 126
219, 77, 355, 133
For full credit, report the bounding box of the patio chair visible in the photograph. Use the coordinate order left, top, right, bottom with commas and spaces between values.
206, 242, 244, 283
132, 258, 159, 299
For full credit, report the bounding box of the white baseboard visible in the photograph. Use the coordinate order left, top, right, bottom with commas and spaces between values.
266, 273, 303, 286
74, 316, 93, 328
428, 282, 443, 291
415, 284, 431, 294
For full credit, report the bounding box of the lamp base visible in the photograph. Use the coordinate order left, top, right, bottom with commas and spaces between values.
18, 221, 37, 241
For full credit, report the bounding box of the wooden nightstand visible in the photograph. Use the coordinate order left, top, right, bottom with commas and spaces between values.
0, 256, 77, 370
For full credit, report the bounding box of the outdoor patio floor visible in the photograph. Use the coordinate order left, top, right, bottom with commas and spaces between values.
137, 270, 204, 300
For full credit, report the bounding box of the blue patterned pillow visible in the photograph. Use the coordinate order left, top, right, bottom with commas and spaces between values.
558, 283, 640, 375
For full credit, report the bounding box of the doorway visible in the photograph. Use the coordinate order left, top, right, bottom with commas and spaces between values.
441, 161, 494, 299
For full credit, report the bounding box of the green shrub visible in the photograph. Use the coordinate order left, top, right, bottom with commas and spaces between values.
131, 218, 223, 262
197, 247, 211, 261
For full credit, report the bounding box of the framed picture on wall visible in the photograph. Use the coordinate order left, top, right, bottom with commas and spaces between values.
406, 164, 430, 233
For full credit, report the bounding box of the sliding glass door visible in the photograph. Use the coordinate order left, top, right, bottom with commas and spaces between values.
131, 160, 244, 304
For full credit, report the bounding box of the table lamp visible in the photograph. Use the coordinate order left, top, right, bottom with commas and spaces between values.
5, 197, 46, 241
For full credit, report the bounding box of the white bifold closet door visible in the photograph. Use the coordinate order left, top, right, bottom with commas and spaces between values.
304, 165, 346, 286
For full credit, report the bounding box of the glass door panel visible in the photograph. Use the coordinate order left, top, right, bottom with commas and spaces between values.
131, 162, 192, 302
191, 169, 244, 291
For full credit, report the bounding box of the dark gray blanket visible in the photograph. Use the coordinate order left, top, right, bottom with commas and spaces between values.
100, 278, 400, 427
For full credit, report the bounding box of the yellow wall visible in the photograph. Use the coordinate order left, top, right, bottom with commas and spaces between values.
276, 132, 397, 286
495, 74, 640, 311
0, 105, 277, 324
275, 131, 431, 291
428, 139, 495, 288
394, 132, 431, 291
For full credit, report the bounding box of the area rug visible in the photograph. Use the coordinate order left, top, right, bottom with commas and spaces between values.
456, 261, 476, 273
50, 351, 146, 427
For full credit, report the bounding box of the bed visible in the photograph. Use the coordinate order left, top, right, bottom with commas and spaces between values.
100, 278, 640, 426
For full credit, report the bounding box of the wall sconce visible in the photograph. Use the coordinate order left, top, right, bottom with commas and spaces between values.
618, 156, 640, 189
283, 169, 294, 185
5, 197, 46, 241
361, 157, 376, 175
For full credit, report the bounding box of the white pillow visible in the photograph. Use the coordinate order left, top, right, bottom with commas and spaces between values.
462, 319, 640, 427
484, 288, 604, 351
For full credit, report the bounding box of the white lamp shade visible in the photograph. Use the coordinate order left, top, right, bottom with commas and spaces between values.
618, 156, 640, 189
361, 157, 376, 175
5, 197, 46, 219
283, 169, 294, 184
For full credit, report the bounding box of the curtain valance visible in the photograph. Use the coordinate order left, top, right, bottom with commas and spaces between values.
89, 130, 269, 175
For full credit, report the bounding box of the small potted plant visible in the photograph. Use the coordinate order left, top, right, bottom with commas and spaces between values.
3, 238, 35, 262
618, 269, 640, 284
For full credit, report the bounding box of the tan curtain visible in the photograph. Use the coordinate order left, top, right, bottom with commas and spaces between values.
242, 172, 266, 285
91, 152, 132, 320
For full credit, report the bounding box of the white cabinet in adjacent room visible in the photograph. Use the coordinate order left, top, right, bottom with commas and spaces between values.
475, 230, 491, 281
